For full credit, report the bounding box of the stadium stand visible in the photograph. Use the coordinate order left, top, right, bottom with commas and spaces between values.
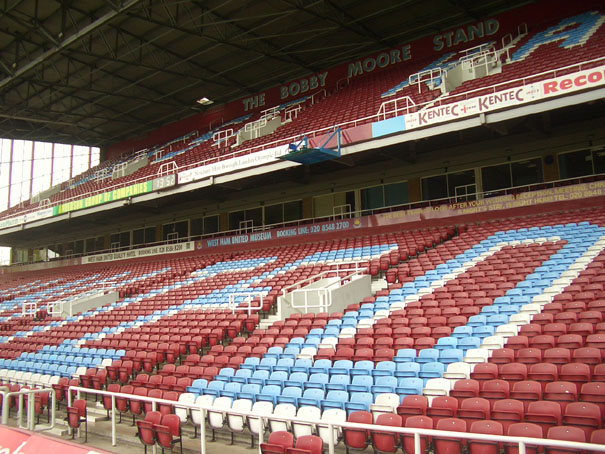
1, 1, 605, 453
1, 7, 604, 223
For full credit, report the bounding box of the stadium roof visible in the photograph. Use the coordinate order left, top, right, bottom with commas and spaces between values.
0, 0, 533, 147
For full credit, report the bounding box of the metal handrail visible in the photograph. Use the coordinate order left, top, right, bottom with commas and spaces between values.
0, 387, 56, 431
66, 385, 605, 454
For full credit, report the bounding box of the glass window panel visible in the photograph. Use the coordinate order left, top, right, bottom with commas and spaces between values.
95, 236, 105, 251
72, 146, 90, 178
229, 211, 245, 230
119, 232, 130, 247
190, 218, 203, 236
481, 163, 511, 192
52, 144, 72, 186
448, 170, 475, 198
86, 238, 96, 253
558, 150, 592, 179
74, 240, 84, 255
174, 221, 188, 238
133, 228, 146, 245
422, 174, 448, 201
265, 204, 283, 225
511, 158, 543, 187
9, 140, 24, 207
284, 200, 302, 222
204, 216, 219, 234
594, 148, 605, 174
32, 142, 53, 196
361, 186, 383, 210
0, 139, 11, 211
245, 208, 262, 227
384, 182, 408, 207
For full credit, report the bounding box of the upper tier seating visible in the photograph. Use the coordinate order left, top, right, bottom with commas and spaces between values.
2, 9, 603, 221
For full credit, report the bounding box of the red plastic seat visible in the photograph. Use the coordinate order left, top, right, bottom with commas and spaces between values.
401, 415, 432, 454
66, 399, 87, 442
449, 379, 480, 399
546, 425, 585, 454
510, 381, 542, 412
524, 400, 562, 437
544, 381, 577, 413
504, 422, 543, 454
396, 394, 428, 425
371, 413, 402, 453
286, 435, 323, 454
457, 398, 491, 426
468, 420, 503, 454
427, 396, 458, 425
136, 411, 161, 454
491, 399, 524, 435
528, 363, 559, 391
562, 402, 602, 442
343, 411, 372, 452
155, 413, 183, 454
434, 418, 466, 454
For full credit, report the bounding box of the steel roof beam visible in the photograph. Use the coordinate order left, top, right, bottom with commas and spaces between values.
0, 0, 144, 91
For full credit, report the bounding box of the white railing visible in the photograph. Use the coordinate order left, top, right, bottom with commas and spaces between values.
283, 262, 369, 313
212, 129, 234, 148
66, 386, 605, 454
1, 56, 604, 225
409, 67, 443, 92
158, 161, 178, 177
227, 292, 265, 315
0, 387, 57, 432
47, 300, 64, 317
21, 301, 37, 317
377, 96, 416, 120
284, 105, 302, 122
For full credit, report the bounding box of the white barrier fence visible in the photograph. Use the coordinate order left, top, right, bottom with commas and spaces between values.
68, 386, 605, 454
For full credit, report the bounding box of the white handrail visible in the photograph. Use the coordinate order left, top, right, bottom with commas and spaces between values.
67, 386, 605, 454
228, 292, 264, 315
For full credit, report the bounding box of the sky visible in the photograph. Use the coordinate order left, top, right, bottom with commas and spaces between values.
0, 138, 100, 265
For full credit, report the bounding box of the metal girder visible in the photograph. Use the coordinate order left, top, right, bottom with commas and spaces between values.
0, 0, 144, 91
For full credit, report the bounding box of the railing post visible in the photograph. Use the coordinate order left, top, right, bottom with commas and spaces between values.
414, 432, 421, 454
519, 441, 527, 454
327, 423, 335, 454
111, 395, 117, 446
200, 409, 207, 454
258, 417, 265, 454
0, 390, 8, 425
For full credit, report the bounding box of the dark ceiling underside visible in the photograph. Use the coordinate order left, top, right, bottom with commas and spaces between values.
0, 0, 533, 147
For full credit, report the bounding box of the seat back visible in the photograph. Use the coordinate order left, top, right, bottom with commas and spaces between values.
434, 418, 466, 454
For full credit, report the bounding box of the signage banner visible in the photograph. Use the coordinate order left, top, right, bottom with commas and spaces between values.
197, 218, 368, 249
53, 181, 153, 215
82, 241, 195, 264
179, 144, 289, 184
198, 181, 605, 249
404, 66, 605, 130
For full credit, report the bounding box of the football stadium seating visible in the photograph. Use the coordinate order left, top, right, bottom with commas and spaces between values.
1, 9, 604, 222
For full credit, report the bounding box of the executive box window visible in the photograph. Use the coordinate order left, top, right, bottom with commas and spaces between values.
110, 231, 131, 249
361, 182, 408, 211
422, 170, 475, 201
85, 236, 105, 253
191, 215, 220, 236
229, 208, 262, 231
482, 157, 543, 192
133, 227, 155, 246
162, 221, 188, 241
559, 148, 605, 179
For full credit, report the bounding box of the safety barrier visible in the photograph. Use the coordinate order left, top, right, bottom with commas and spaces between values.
67, 386, 605, 454
0, 386, 56, 432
